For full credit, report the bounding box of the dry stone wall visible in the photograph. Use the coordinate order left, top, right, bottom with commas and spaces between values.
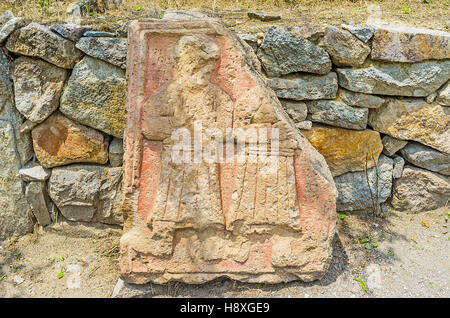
0, 10, 448, 247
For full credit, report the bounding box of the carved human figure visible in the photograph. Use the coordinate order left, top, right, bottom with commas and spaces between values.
141, 34, 233, 231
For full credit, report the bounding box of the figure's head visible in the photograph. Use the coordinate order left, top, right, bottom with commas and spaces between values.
175, 35, 220, 79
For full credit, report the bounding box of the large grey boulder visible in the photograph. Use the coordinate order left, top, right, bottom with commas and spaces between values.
392, 166, 450, 213
59, 56, 126, 138
48, 165, 123, 225
399, 142, 450, 176
337, 60, 450, 97
305, 100, 368, 130
76, 37, 127, 69
334, 154, 393, 212
268, 72, 338, 101
5, 23, 84, 69
12, 57, 68, 124
257, 26, 332, 76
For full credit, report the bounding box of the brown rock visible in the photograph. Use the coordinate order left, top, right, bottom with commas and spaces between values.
392, 166, 450, 213
302, 126, 383, 177
369, 99, 450, 154
371, 26, 450, 62
32, 112, 109, 168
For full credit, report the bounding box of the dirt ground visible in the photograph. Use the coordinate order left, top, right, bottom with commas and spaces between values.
1, 207, 448, 298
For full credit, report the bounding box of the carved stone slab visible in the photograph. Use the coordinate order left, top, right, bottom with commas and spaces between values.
120, 19, 337, 284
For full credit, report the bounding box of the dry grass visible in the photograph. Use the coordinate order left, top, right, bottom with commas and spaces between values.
0, 0, 448, 30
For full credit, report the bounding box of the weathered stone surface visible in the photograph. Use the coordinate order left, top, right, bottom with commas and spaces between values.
0, 17, 26, 44
109, 137, 124, 167
48, 164, 123, 224
302, 126, 383, 177
12, 57, 68, 124
338, 89, 385, 109
248, 12, 281, 21
392, 155, 405, 179
381, 135, 408, 156
50, 23, 89, 42
120, 20, 337, 284
268, 72, 338, 101
25, 181, 51, 226
0, 120, 33, 240
392, 166, 450, 213
296, 120, 312, 130
341, 24, 375, 43
19, 120, 37, 134
294, 25, 326, 41
436, 81, 450, 106
0, 10, 14, 26
371, 26, 450, 62
280, 99, 307, 122
76, 37, 127, 69
83, 31, 115, 37
32, 112, 109, 168
399, 142, 450, 176
426, 92, 437, 104
0, 40, 33, 239
369, 98, 449, 154
60, 56, 126, 138
257, 26, 332, 76
0, 49, 33, 165
337, 60, 450, 97
306, 100, 368, 130
320, 26, 371, 67
5, 23, 84, 69
162, 10, 211, 21
238, 34, 258, 52
19, 162, 51, 182
334, 154, 393, 212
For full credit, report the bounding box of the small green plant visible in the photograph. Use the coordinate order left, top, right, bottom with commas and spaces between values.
354, 278, 367, 292
57, 269, 64, 279
0, 274, 6, 281
402, 2, 411, 14
337, 213, 347, 220
136, 6, 143, 11
37, 0, 53, 13
359, 234, 378, 250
